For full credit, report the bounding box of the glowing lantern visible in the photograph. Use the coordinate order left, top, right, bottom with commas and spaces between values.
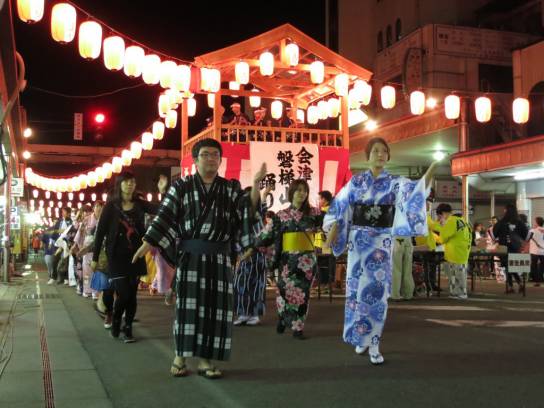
147, 193, 153, 202
327, 98, 340, 118
78, 21, 102, 60
187, 98, 197, 117
56, 192, 62, 200
207, 93, 215, 108
159, 61, 177, 89
353, 80, 372, 105
112, 157, 123, 173
158, 94, 170, 116
229, 81, 240, 91
173, 65, 191, 92
95, 167, 105, 183
318, 100, 329, 120
158, 193, 162, 201
91, 193, 97, 202
78, 175, 88, 190
334, 74, 349, 97
103, 36, 125, 71
142, 132, 154, 150
513, 97, 529, 124
39, 200, 44, 208
285, 43, 299, 66
121, 150, 132, 166
410, 91, 425, 115
475, 97, 492, 123
200, 68, 210, 91
271, 100, 283, 119
165, 89, 179, 108
296, 109, 305, 124
87, 171, 97, 187
48, 200, 54, 208
77, 203, 82, 209
45, 191, 51, 199
235, 61, 249, 84
17, 0, 44, 23
259, 52, 274, 76
348, 109, 369, 127
165, 110, 178, 129
310, 61, 324, 84
124, 45, 145, 78
77, 192, 84, 202
130, 141, 143, 159
32, 189, 38, 198
208, 69, 221, 93
307, 106, 319, 124
444, 95, 460, 119
348, 89, 361, 110
51, 3, 77, 43
68, 192, 74, 201
142, 54, 161, 85
102, 163, 113, 179
102, 193, 108, 202
67, 202, 72, 208
249, 89, 261, 108
152, 121, 165, 140
380, 85, 396, 109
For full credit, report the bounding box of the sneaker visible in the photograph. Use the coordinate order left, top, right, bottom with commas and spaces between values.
104, 313, 112, 329
92, 294, 98, 300
47, 279, 55, 285
122, 326, 136, 343
233, 316, 250, 326
355, 346, 368, 355
246, 316, 260, 326
82, 293, 91, 298
370, 353, 385, 365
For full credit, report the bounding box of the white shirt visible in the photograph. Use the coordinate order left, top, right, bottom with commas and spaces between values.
529, 227, 544, 256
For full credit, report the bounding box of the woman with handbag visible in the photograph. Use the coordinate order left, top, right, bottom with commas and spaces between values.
91, 171, 157, 343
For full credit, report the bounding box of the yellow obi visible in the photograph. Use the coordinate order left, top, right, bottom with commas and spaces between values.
283, 232, 315, 252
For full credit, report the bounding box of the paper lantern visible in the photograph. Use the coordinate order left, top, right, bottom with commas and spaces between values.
77, 175, 88, 190
102, 163, 113, 179
121, 149, 132, 166
78, 21, 102, 60
348, 89, 361, 110
79, 193, 85, 201
66, 202, 72, 208
152, 121, 165, 140
142, 132, 154, 150
296, 109, 305, 124
51, 3, 77, 43
380, 85, 396, 109
124, 45, 145, 78
208, 69, 221, 93
187, 98, 197, 117
334, 73, 349, 97
158, 94, 170, 116
102, 193, 108, 202
142, 54, 161, 85
91, 193, 97, 202
129, 141, 143, 160
207, 93, 215, 108
200, 68, 210, 91
95, 167, 105, 183
410, 91, 425, 115
310, 61, 324, 84
249, 89, 261, 108
44, 190, 50, 199
348, 109, 369, 127
271, 100, 283, 119
259, 52, 274, 76
327, 98, 340, 118
318, 100, 329, 120
165, 110, 177, 129
68, 192, 74, 201
165, 89, 179, 109
32, 189, 38, 198
235, 61, 249, 85
77, 203, 82, 209
285, 43, 299, 66
103, 36, 125, 71
353, 80, 372, 105
307, 105, 319, 124
17, 0, 44, 23
112, 157, 123, 173
147, 193, 153, 202
39, 200, 44, 208
56, 192, 62, 200
229, 81, 240, 98
444, 95, 460, 119
87, 171, 97, 187
513, 97, 529, 124
173, 65, 191, 92
475, 96, 492, 123
159, 61, 177, 88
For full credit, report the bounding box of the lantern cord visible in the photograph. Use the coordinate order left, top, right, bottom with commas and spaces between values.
28, 83, 147, 99
63, 0, 194, 66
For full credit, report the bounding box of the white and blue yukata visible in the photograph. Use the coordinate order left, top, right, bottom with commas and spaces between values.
323, 170, 428, 349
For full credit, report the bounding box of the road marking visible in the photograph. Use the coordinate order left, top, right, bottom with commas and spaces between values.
426, 319, 544, 328
390, 305, 491, 311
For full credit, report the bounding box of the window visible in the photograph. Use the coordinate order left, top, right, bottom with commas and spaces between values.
386, 25, 392, 47
395, 18, 402, 41
377, 31, 383, 52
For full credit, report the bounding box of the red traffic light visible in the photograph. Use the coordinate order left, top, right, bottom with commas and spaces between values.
94, 113, 105, 124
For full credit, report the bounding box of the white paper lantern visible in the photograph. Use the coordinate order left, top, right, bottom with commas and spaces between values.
87, 171, 97, 187
173, 65, 191, 92
296, 109, 305, 124
307, 105, 319, 124
124, 45, 145, 78
78, 21, 102, 60
152, 121, 165, 140
318, 100, 329, 120
512, 97, 529, 124
102, 193, 108, 202
410, 91, 425, 115
159, 60, 177, 89
327, 98, 340, 118
380, 85, 396, 109
17, 0, 44, 23
353, 80, 372, 105
51, 3, 76, 43
102, 163, 113, 179
259, 52, 274, 76
130, 141, 143, 159
475, 96, 492, 123
271, 100, 283, 119
142, 132, 154, 150
207, 93, 215, 108
249, 89, 261, 108
187, 98, 197, 117
310, 61, 324, 84
112, 157, 123, 173
165, 110, 178, 129
95, 166, 105, 183
142, 54, 161, 85
444, 95, 460, 119
91, 193, 97, 202
158, 94, 170, 116
235, 61, 249, 85
334, 73, 349, 97
285, 43, 299, 66
208, 69, 221, 93
121, 149, 132, 166
103, 36, 125, 71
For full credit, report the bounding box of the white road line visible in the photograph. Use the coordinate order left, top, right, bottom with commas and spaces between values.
426, 319, 544, 328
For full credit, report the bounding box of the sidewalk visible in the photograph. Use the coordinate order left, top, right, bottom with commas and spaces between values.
0, 261, 111, 408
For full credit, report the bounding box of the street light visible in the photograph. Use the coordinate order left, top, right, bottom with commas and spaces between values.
94, 113, 105, 124
23, 128, 32, 138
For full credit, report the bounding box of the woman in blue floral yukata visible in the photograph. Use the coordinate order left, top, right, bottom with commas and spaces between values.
324, 137, 441, 364
256, 179, 323, 340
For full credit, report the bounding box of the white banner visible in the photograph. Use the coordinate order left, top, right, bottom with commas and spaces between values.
250, 142, 320, 212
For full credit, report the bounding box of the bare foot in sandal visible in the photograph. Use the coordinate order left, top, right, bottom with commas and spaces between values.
171, 356, 189, 377
197, 359, 222, 379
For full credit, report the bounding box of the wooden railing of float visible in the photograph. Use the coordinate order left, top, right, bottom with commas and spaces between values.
182, 125, 344, 157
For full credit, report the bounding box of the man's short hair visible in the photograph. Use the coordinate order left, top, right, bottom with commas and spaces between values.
435, 203, 452, 215
191, 138, 223, 160
318, 190, 333, 204
536, 217, 544, 227
62, 207, 72, 214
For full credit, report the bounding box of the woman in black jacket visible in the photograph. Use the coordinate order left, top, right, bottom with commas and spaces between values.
91, 171, 157, 342
493, 203, 529, 293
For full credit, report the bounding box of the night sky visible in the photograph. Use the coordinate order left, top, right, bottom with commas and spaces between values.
15, 0, 326, 175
